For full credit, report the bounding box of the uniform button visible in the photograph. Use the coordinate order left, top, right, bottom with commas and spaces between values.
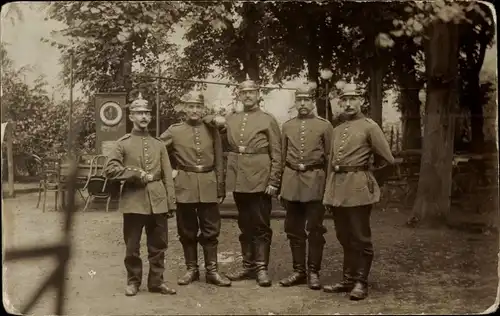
240, 134, 244, 137
239, 140, 243, 144
300, 138, 304, 141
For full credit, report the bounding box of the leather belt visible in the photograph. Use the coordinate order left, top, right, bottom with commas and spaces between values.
286, 161, 324, 172
177, 164, 214, 173
150, 173, 162, 181
229, 146, 268, 155
332, 165, 369, 173
123, 172, 161, 189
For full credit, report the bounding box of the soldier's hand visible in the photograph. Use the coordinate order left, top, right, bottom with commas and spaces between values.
218, 196, 226, 204
278, 195, 286, 209
167, 209, 175, 218
265, 185, 278, 196
172, 170, 178, 179
213, 115, 226, 126
324, 205, 334, 215
139, 171, 149, 184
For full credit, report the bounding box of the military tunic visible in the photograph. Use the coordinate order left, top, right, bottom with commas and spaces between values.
323, 116, 395, 207
104, 129, 177, 214
104, 128, 177, 289
280, 115, 334, 202
223, 108, 282, 193
160, 121, 225, 203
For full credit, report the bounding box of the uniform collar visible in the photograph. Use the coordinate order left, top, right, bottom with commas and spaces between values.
131, 129, 150, 137
342, 112, 364, 122
297, 113, 316, 120
243, 105, 260, 113
185, 119, 203, 126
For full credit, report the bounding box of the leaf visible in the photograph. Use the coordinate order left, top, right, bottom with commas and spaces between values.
390, 29, 404, 37
413, 21, 423, 32
375, 33, 394, 48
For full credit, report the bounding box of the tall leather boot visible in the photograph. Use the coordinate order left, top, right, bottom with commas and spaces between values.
307, 241, 324, 290
177, 244, 200, 285
279, 243, 306, 287
255, 242, 272, 287
349, 251, 373, 300
225, 241, 255, 281
323, 250, 356, 293
203, 245, 231, 287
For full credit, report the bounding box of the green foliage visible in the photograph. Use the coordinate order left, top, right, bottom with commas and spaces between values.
1, 43, 94, 160
44, 1, 184, 96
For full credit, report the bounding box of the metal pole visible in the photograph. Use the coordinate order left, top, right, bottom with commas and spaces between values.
133, 74, 298, 91
67, 52, 74, 153
156, 63, 161, 137
325, 81, 330, 121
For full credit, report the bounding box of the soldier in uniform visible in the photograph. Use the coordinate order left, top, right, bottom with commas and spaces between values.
278, 83, 333, 290
322, 82, 395, 300
210, 79, 282, 287
160, 91, 231, 287
104, 93, 177, 296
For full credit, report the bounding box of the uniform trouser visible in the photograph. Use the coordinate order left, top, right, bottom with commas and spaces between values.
123, 213, 168, 288
283, 200, 327, 273
233, 192, 273, 271
331, 204, 374, 284
175, 203, 221, 269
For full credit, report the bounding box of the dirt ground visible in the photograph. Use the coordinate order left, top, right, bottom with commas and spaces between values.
2, 192, 499, 315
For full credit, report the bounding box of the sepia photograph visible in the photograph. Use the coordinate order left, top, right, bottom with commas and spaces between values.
1, 0, 498, 314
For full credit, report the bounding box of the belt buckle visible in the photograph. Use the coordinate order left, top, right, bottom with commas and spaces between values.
298, 163, 306, 171
334, 165, 340, 172
238, 146, 246, 153
195, 165, 203, 172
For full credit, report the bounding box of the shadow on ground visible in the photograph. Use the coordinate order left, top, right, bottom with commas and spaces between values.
2, 193, 498, 315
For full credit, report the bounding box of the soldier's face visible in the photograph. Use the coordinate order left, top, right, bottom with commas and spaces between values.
239, 90, 260, 108
295, 96, 314, 116
339, 96, 362, 116
129, 111, 152, 129
184, 103, 205, 121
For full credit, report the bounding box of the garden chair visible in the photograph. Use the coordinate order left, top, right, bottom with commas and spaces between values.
36, 156, 62, 212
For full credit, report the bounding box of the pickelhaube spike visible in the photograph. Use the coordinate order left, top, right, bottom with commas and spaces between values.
130, 92, 152, 112
295, 81, 316, 98
238, 74, 259, 91
339, 79, 361, 98
181, 88, 205, 105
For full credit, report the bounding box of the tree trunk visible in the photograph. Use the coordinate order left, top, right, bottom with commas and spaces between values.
305, 18, 322, 118
242, 3, 260, 82
400, 88, 423, 150
368, 57, 384, 127
398, 75, 423, 150
395, 45, 423, 150
409, 21, 459, 226
464, 23, 489, 152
